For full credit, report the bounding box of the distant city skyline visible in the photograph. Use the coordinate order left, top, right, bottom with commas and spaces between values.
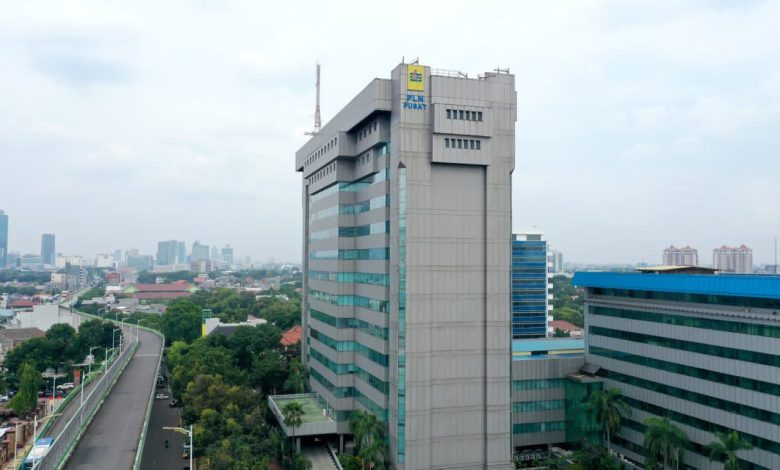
1, 1, 779, 264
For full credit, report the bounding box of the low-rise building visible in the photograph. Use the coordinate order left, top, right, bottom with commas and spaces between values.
0, 327, 45, 362
122, 281, 197, 301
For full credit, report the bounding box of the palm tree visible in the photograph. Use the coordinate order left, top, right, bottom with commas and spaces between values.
349, 410, 386, 469
706, 431, 752, 470
643, 416, 689, 470
588, 387, 631, 454
282, 401, 305, 459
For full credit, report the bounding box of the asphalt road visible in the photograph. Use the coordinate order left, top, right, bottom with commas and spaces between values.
64, 327, 163, 470
139, 362, 187, 470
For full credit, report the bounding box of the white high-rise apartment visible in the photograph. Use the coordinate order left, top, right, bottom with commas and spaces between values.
662, 245, 698, 266
713, 245, 753, 274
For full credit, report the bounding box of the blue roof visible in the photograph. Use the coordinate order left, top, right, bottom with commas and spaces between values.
573, 272, 780, 299
512, 338, 585, 353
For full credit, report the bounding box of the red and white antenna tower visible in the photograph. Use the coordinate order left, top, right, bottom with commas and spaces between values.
305, 63, 321, 136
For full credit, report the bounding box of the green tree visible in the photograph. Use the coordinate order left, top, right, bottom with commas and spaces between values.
350, 410, 386, 469
11, 362, 41, 416
282, 401, 304, 459
643, 416, 689, 470
161, 299, 202, 344
284, 358, 307, 393
588, 387, 630, 455
705, 431, 752, 470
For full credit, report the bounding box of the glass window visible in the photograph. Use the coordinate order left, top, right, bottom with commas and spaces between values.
458, 110, 464, 120
445, 138, 450, 148
446, 109, 452, 119
478, 111, 483, 121
476, 140, 481, 150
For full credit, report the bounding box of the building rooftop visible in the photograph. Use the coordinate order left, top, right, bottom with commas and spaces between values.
549, 320, 582, 332
0, 327, 45, 342
573, 271, 780, 299
512, 338, 585, 360
280, 325, 302, 346
636, 265, 718, 274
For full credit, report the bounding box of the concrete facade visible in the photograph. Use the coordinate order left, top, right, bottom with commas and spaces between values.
511, 349, 584, 451
296, 63, 516, 469
575, 272, 780, 469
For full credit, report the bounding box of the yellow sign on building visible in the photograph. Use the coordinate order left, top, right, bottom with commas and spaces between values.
407, 64, 425, 92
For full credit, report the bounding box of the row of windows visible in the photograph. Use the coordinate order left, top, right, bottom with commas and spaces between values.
598, 368, 780, 427
309, 195, 388, 222
590, 325, 780, 368
591, 288, 780, 311
308, 288, 389, 313
309, 247, 389, 261
309, 221, 390, 241
512, 399, 565, 413
309, 368, 387, 421
513, 421, 565, 434
444, 137, 481, 150
621, 395, 780, 457
356, 120, 378, 142
310, 162, 336, 184
310, 329, 389, 366
309, 270, 389, 287
610, 434, 698, 470
309, 167, 388, 203
310, 308, 388, 340
304, 135, 338, 168
309, 347, 388, 394
511, 379, 565, 391
445, 108, 483, 121
591, 305, 780, 339
590, 345, 780, 397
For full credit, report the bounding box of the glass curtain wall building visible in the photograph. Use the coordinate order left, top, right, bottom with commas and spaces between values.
296, 63, 516, 470
511, 233, 551, 339
41, 234, 55, 266
574, 271, 780, 470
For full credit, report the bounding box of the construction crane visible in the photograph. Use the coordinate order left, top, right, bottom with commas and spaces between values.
305, 63, 322, 136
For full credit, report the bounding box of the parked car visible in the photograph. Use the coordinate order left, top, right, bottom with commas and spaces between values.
168, 399, 179, 407
155, 393, 169, 400
57, 383, 75, 391
0, 395, 9, 403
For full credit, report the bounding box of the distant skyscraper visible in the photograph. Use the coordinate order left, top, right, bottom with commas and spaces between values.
41, 234, 55, 266
221, 245, 234, 266
713, 245, 753, 274
113, 249, 123, 264
512, 233, 552, 339
210, 246, 220, 262
0, 210, 8, 268
177, 241, 187, 265
157, 240, 178, 266
549, 249, 564, 273
662, 245, 698, 266
191, 241, 209, 262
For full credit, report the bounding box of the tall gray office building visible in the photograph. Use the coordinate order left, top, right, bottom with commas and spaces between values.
41, 234, 55, 266
157, 240, 179, 266
0, 210, 7, 268
296, 63, 516, 469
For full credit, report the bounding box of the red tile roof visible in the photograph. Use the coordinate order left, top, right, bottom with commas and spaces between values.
550, 320, 582, 332
134, 292, 192, 300
280, 325, 302, 346
132, 282, 193, 292
9, 299, 34, 308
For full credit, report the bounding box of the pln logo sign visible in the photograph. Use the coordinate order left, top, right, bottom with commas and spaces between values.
407, 64, 425, 92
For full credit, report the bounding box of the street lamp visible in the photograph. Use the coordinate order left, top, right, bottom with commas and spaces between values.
163, 425, 193, 470
87, 346, 99, 377
17, 412, 61, 470
112, 328, 121, 352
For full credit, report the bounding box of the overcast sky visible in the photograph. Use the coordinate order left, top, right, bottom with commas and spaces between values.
1, 0, 779, 265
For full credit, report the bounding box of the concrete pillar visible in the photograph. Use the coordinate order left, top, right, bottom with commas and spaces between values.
339, 434, 344, 453
296, 437, 300, 452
